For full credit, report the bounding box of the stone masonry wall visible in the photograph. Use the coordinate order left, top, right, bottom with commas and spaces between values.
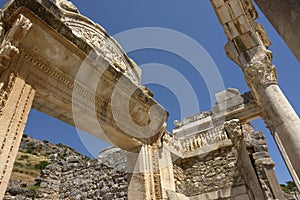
58, 160, 127, 199
173, 146, 245, 197
39, 149, 128, 200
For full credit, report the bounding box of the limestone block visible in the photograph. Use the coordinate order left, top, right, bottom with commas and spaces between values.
238, 46, 268, 67
228, 0, 244, 19
224, 41, 240, 65
215, 5, 232, 25
235, 194, 250, 200
214, 88, 244, 113
210, 0, 226, 9
233, 31, 260, 54
224, 15, 252, 40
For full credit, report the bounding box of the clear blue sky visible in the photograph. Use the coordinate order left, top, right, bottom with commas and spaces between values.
1, 0, 299, 184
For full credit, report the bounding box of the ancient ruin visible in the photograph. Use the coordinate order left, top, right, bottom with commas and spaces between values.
0, 0, 299, 199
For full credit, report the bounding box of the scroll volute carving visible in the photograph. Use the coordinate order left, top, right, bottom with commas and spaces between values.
0, 14, 32, 70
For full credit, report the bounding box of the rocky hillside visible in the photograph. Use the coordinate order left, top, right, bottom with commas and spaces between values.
5, 134, 90, 199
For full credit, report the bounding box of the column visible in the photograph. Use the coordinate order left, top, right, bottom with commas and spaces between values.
127, 144, 163, 200
210, 0, 300, 181
0, 71, 35, 199
0, 14, 34, 199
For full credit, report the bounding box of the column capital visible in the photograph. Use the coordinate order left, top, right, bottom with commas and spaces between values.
244, 59, 278, 90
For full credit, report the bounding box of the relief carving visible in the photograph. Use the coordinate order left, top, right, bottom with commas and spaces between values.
0, 42, 19, 69
54, 1, 140, 84
0, 73, 17, 114
0, 14, 32, 69
224, 119, 242, 143
54, 0, 79, 13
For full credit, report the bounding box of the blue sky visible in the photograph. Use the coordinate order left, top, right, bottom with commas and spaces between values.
1, 0, 299, 184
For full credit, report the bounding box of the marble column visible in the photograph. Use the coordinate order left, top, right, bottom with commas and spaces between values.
211, 0, 300, 182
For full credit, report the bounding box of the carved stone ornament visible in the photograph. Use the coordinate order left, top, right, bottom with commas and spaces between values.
243, 59, 278, 89
224, 119, 242, 141
0, 14, 32, 69
0, 9, 4, 43
54, 0, 79, 13
54, 0, 141, 84
0, 42, 19, 69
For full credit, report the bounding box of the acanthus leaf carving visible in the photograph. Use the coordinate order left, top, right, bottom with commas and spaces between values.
243, 59, 278, 90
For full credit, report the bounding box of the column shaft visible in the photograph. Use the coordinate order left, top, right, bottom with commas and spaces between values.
259, 84, 300, 179
210, 0, 300, 184
0, 71, 35, 199
127, 144, 162, 200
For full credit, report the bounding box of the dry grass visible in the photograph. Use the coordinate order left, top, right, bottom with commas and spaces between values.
10, 151, 49, 184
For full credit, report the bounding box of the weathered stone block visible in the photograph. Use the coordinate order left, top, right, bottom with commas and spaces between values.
233, 31, 260, 54
210, 0, 226, 9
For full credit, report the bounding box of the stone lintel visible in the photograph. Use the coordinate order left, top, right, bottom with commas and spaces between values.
0, 0, 168, 150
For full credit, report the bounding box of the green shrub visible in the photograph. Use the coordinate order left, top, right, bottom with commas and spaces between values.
34, 161, 50, 170
14, 162, 24, 167
20, 154, 29, 160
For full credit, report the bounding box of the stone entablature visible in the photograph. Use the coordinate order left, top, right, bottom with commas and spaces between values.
0, 0, 167, 150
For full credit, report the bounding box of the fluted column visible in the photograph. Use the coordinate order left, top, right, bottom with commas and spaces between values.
210, 0, 300, 182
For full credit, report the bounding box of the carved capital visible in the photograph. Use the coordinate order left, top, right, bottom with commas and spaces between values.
244, 60, 278, 90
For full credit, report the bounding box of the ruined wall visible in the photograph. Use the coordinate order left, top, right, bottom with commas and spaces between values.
39, 152, 128, 200
173, 146, 247, 198
181, 147, 243, 196
4, 141, 129, 200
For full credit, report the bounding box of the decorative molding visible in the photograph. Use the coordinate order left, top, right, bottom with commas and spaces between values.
53, 0, 140, 84
0, 42, 19, 70
54, 0, 79, 13
0, 73, 17, 115
19, 49, 110, 108
0, 14, 32, 69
